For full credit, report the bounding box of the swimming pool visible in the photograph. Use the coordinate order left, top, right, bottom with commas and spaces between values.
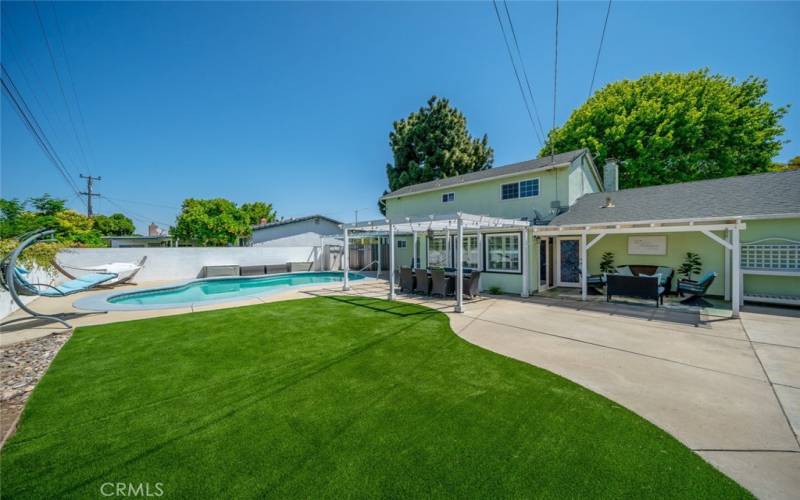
74, 272, 366, 311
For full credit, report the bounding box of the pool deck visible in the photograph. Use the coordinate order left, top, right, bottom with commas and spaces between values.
2, 278, 799, 498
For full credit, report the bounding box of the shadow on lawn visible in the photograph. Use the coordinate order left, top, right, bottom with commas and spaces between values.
317, 294, 444, 317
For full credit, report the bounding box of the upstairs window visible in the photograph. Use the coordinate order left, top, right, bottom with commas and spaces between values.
501, 183, 519, 200
501, 178, 539, 200
442, 192, 455, 203
520, 179, 539, 197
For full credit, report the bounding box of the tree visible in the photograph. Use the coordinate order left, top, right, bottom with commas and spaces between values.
770, 155, 800, 172
93, 213, 136, 236
170, 198, 251, 246
382, 96, 493, 213
541, 70, 788, 189
27, 194, 67, 215
240, 202, 277, 225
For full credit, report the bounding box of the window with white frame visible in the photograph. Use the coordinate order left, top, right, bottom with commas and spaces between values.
441, 192, 455, 203
501, 178, 539, 200
427, 237, 448, 267
486, 233, 520, 272
451, 235, 479, 269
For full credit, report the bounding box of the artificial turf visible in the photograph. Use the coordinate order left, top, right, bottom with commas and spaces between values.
2, 296, 751, 499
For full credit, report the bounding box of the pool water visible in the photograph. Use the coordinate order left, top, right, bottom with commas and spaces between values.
108, 272, 365, 306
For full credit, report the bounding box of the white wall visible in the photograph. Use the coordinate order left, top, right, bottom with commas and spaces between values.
0, 267, 57, 321
1, 246, 325, 320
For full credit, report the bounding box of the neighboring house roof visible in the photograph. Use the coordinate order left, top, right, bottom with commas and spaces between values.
381, 148, 592, 200
550, 170, 800, 227
251, 214, 342, 231
102, 235, 171, 240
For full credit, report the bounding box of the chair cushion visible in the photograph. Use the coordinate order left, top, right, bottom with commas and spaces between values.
640, 272, 665, 285
616, 266, 634, 276
697, 272, 715, 285
658, 286, 665, 295
655, 266, 673, 278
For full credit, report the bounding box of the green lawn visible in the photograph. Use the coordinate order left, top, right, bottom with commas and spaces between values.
2, 296, 750, 498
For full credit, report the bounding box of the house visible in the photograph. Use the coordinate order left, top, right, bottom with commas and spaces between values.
104, 235, 174, 248
250, 215, 342, 247
381, 149, 602, 294
372, 147, 799, 315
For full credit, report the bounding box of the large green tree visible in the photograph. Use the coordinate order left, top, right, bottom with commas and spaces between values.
0, 195, 105, 246
93, 213, 136, 236
382, 96, 493, 213
541, 69, 788, 189
170, 198, 277, 246
240, 201, 277, 225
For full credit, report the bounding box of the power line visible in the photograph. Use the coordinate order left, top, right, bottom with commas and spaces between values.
491, 0, 543, 148
501, 0, 548, 143
102, 197, 180, 210
32, 0, 91, 174
100, 196, 174, 228
551, 0, 560, 160
1, 65, 84, 200
1, 19, 83, 180
51, 2, 97, 173
588, 0, 612, 99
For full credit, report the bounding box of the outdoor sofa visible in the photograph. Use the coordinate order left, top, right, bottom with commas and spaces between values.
606, 274, 666, 306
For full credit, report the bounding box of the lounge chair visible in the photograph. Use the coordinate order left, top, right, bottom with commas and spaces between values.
677, 272, 717, 307
414, 269, 430, 295
462, 271, 481, 299
1, 229, 118, 328
399, 267, 415, 293
202, 265, 239, 278
430, 268, 453, 297
53, 256, 146, 287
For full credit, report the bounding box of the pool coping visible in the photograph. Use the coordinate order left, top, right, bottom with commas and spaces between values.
72, 272, 372, 312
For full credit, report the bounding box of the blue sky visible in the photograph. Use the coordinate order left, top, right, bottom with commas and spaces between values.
2, 1, 798, 232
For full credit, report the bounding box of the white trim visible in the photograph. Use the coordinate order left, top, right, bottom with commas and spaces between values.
532, 222, 745, 237
380, 162, 573, 200
580, 233, 588, 300
388, 223, 396, 300
521, 228, 530, 297
544, 213, 798, 231
456, 218, 464, 313
500, 176, 541, 201
485, 232, 522, 273
732, 226, 740, 318
701, 230, 733, 250
585, 233, 606, 250
555, 236, 581, 287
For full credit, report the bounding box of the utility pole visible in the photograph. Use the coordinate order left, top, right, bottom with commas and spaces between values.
79, 174, 101, 217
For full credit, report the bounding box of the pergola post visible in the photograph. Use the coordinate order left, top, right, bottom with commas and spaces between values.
342, 227, 350, 291
376, 236, 382, 279
477, 231, 483, 290
445, 229, 451, 267
455, 215, 464, 313
389, 222, 396, 300
724, 230, 731, 301
521, 228, 529, 297
412, 231, 418, 269
580, 232, 588, 301
732, 225, 741, 318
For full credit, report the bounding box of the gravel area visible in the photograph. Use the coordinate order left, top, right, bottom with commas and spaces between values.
1, 332, 72, 446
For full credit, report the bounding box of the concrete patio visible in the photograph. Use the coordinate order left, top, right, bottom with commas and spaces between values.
2, 279, 798, 498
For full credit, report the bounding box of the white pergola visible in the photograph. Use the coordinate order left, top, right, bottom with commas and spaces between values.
530, 218, 747, 317
342, 213, 530, 313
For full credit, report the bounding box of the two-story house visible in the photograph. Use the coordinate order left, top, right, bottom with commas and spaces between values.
380, 149, 602, 294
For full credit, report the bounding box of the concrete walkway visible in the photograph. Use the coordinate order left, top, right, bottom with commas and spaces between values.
2, 279, 799, 498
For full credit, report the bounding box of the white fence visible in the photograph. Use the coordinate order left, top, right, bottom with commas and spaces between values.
1, 246, 339, 320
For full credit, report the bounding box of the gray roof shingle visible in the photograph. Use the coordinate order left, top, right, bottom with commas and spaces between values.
550, 170, 800, 226
252, 214, 342, 231
382, 149, 589, 199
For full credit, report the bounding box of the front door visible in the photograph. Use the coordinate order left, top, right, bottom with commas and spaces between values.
556, 237, 581, 287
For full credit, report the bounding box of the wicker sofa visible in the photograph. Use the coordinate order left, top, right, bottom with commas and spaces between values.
605, 265, 674, 307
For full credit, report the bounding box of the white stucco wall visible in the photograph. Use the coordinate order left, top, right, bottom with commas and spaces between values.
1, 246, 325, 320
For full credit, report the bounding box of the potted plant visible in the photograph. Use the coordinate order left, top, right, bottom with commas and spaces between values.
599, 252, 616, 274
678, 252, 702, 281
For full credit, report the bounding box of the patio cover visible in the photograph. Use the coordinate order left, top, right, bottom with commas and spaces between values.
341, 213, 530, 312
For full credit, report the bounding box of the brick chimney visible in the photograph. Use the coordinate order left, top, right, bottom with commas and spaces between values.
259, 218, 268, 225
603, 159, 619, 192
148, 223, 160, 236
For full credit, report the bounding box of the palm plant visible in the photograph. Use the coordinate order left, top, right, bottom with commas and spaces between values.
599, 252, 616, 274
678, 252, 702, 281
